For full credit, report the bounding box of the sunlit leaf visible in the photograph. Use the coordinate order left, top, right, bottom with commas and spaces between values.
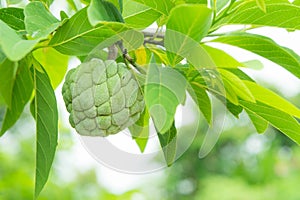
131, 0, 175, 15
0, 7, 25, 31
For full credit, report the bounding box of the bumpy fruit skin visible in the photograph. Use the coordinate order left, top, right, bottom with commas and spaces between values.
62, 58, 144, 136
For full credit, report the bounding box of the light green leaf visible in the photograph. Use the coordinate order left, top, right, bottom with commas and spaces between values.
246, 109, 268, 133
0, 57, 33, 136
240, 100, 300, 145
294, 0, 300, 5
33, 64, 58, 198
215, 0, 231, 13
213, 33, 300, 79
49, 8, 143, 56
214, 0, 300, 30
6, 0, 23, 5
122, 0, 161, 28
202, 44, 242, 68
243, 80, 300, 119
88, 0, 123, 26
24, 2, 60, 39
129, 109, 150, 153
165, 4, 213, 66
256, 0, 266, 12
145, 64, 186, 133
29, 0, 54, 7
242, 60, 264, 70
33, 47, 69, 89
0, 59, 18, 108
157, 122, 177, 166
219, 69, 256, 103
0, 20, 38, 61
131, 0, 175, 15
0, 7, 25, 31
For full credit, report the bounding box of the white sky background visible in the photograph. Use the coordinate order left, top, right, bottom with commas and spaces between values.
0, 0, 299, 196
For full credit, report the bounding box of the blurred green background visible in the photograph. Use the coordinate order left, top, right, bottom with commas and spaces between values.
1, 92, 300, 200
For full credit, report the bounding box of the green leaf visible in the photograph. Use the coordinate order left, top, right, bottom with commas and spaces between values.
24, 2, 60, 39
202, 44, 242, 68
240, 100, 300, 145
215, 0, 231, 13
214, 0, 300, 30
246, 109, 268, 133
256, 0, 266, 12
33, 63, 58, 198
224, 68, 255, 82
145, 64, 186, 133
129, 109, 150, 153
0, 20, 39, 61
219, 69, 256, 103
294, 0, 300, 5
213, 33, 300, 79
165, 4, 213, 66
0, 59, 18, 108
243, 80, 300, 119
122, 0, 161, 28
157, 122, 177, 166
29, 0, 54, 7
6, 0, 23, 5
131, 0, 175, 15
0, 7, 25, 31
0, 57, 33, 136
242, 60, 264, 70
33, 47, 69, 89
88, 0, 124, 26
49, 8, 143, 56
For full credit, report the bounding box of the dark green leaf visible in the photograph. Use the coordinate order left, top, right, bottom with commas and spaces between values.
213, 33, 300, 79
0, 7, 25, 31
145, 64, 186, 133
0, 20, 38, 61
33, 63, 58, 198
157, 122, 177, 166
25, 2, 60, 39
240, 100, 300, 145
88, 0, 124, 26
49, 8, 143, 56
214, 0, 300, 30
0, 59, 18, 108
0, 57, 33, 136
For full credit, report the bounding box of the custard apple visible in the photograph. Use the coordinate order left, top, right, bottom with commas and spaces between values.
62, 58, 145, 136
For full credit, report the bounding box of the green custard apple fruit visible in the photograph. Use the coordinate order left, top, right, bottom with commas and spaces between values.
62, 58, 145, 136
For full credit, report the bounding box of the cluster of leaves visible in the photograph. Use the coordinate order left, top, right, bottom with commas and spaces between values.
0, 0, 300, 198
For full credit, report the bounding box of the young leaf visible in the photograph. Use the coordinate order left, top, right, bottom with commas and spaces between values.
33, 63, 58, 198
33, 47, 69, 89
243, 80, 300, 118
49, 8, 143, 56
0, 59, 18, 108
131, 0, 175, 15
29, 0, 54, 7
240, 100, 300, 145
219, 69, 256, 103
0, 20, 38, 61
246, 109, 268, 133
256, 0, 266, 13
0, 7, 25, 31
122, 0, 161, 28
214, 0, 300, 30
202, 44, 242, 68
24, 2, 60, 39
0, 58, 33, 136
129, 109, 150, 153
165, 4, 213, 66
88, 0, 124, 26
213, 33, 300, 79
145, 64, 186, 134
157, 122, 177, 166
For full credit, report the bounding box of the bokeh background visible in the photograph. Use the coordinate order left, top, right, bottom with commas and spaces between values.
1, 0, 300, 199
